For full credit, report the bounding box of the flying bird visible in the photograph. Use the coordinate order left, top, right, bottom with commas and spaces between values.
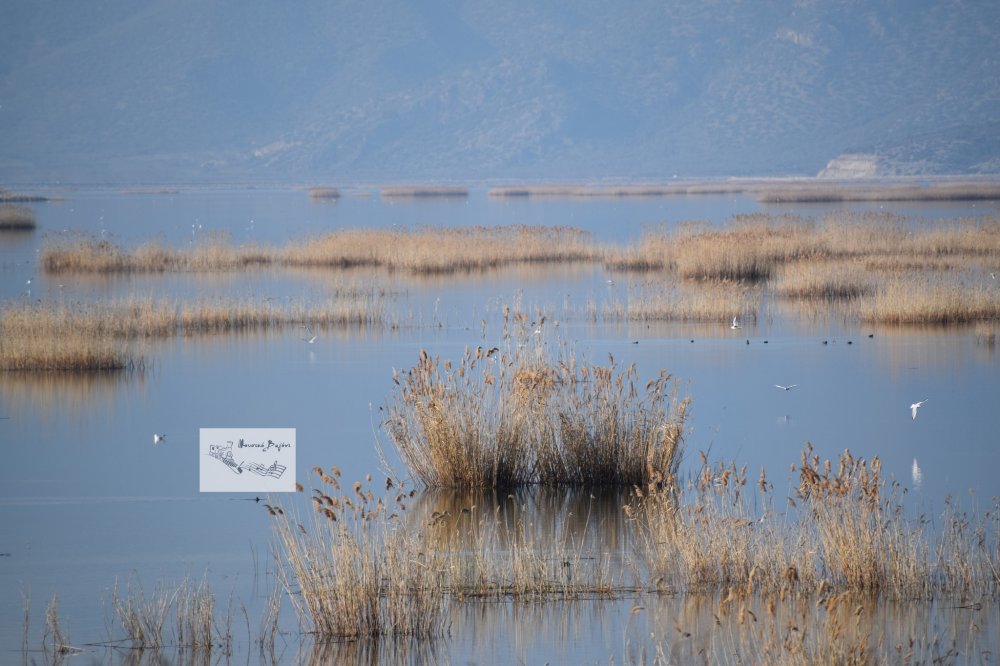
774, 384, 797, 391
730, 316, 741, 330
910, 399, 928, 420
153, 434, 166, 444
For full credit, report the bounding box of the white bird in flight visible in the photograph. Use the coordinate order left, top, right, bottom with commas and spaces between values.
153, 434, 166, 444
301, 325, 317, 343
730, 315, 741, 330
774, 384, 797, 391
910, 399, 928, 420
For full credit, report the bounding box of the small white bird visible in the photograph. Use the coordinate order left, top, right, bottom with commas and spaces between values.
730, 315, 741, 330
911, 458, 923, 489
774, 384, 798, 391
153, 434, 166, 444
301, 325, 317, 343
304, 335, 317, 344
910, 399, 928, 420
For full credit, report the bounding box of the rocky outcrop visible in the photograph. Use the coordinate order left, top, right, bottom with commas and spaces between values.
817, 154, 880, 178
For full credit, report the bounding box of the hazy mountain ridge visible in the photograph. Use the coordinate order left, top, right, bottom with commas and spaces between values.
1, 0, 997, 184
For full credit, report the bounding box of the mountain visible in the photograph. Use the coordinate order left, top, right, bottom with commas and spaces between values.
1, 0, 998, 184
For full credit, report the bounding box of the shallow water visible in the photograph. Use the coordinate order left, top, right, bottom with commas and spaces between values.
1, 187, 999, 663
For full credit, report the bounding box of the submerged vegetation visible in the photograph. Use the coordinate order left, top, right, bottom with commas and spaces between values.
383, 310, 688, 489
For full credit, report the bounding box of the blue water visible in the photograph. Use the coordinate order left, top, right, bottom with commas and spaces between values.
1, 187, 999, 663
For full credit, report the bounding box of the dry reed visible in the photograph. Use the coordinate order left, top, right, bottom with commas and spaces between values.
274, 470, 449, 639
383, 308, 688, 489
852, 275, 1000, 324
757, 180, 1000, 202
629, 443, 999, 600
0, 203, 36, 230
611, 280, 761, 323
110, 576, 226, 651
308, 186, 340, 200
0, 294, 382, 371
380, 185, 468, 198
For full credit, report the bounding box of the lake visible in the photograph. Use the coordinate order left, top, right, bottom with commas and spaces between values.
1, 186, 998, 664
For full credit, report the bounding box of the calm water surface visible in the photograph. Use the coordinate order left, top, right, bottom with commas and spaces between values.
1, 188, 999, 663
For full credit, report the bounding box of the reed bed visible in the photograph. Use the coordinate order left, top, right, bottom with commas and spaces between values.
308, 186, 340, 200
272, 469, 631, 639
852, 275, 1000, 324
0, 294, 382, 370
757, 180, 1000, 202
0, 190, 49, 202
281, 225, 596, 274
42, 226, 597, 275
771, 259, 876, 300
0, 320, 141, 372
630, 443, 999, 600
0, 203, 36, 230
608, 280, 761, 323
41, 231, 272, 272
383, 309, 688, 489
380, 185, 468, 198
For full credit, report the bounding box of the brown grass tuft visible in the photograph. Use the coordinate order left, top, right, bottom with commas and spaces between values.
383, 309, 688, 489
0, 204, 36, 230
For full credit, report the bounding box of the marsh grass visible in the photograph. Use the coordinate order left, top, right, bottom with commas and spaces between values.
0, 294, 382, 371
274, 471, 449, 639
42, 594, 73, 655
42, 225, 596, 275
607, 280, 761, 323
380, 185, 468, 198
852, 275, 1000, 324
757, 180, 1000, 202
629, 444, 999, 600
273, 470, 633, 639
0, 204, 36, 230
308, 186, 340, 200
110, 577, 229, 652
383, 308, 688, 489
281, 225, 596, 274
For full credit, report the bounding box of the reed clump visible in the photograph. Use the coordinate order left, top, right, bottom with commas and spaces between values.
608, 280, 761, 323
0, 204, 36, 230
274, 470, 449, 639
383, 308, 688, 489
272, 470, 630, 639
308, 186, 340, 200
630, 443, 999, 600
111, 576, 227, 651
380, 185, 468, 198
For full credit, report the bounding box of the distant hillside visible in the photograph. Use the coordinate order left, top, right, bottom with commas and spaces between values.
1, 0, 998, 184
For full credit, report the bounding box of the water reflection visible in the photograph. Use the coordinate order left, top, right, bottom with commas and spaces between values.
407, 486, 636, 556
0, 368, 145, 416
